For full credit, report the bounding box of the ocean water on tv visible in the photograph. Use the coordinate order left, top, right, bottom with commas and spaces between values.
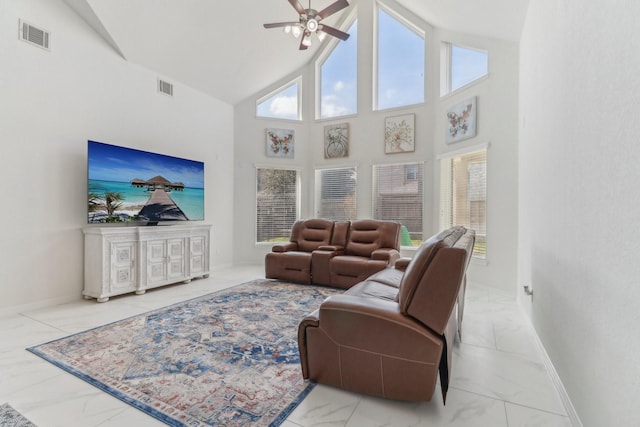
89, 180, 205, 220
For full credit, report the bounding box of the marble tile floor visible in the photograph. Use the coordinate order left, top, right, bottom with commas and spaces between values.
0, 265, 573, 427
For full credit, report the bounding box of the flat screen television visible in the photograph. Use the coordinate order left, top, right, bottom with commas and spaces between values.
87, 140, 204, 224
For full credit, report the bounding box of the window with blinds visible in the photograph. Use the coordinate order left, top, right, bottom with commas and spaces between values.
256, 167, 299, 243
373, 162, 424, 246
440, 147, 487, 258
314, 166, 357, 220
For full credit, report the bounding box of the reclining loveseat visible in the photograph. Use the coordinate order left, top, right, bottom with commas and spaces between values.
297, 226, 475, 403
264, 218, 338, 284
265, 219, 401, 288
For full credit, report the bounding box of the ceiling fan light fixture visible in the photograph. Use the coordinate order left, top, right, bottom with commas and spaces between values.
302, 33, 312, 47
263, 0, 351, 50
306, 18, 319, 32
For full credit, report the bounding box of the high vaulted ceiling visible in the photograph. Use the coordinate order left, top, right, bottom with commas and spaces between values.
63, 0, 530, 105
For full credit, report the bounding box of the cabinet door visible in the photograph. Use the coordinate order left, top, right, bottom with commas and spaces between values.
146, 239, 168, 285
190, 235, 206, 275
167, 238, 185, 280
110, 242, 136, 292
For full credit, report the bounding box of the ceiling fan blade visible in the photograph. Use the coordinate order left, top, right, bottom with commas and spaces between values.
289, 0, 307, 15
264, 21, 299, 29
317, 0, 349, 20
320, 24, 350, 41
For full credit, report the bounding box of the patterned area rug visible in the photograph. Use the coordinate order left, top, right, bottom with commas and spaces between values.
0, 403, 37, 427
27, 280, 341, 426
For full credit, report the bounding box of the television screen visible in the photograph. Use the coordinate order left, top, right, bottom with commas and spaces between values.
87, 140, 204, 224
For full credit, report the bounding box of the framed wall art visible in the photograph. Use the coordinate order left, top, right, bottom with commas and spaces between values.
446, 96, 477, 144
324, 123, 349, 159
265, 128, 295, 158
384, 113, 415, 154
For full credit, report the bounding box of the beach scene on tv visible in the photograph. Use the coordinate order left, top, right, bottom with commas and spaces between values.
88, 141, 205, 224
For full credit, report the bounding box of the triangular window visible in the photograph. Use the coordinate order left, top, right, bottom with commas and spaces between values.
441, 43, 489, 96
256, 78, 301, 121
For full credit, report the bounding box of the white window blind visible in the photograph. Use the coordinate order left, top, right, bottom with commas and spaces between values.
256, 168, 299, 243
314, 166, 357, 220
440, 148, 487, 258
373, 162, 424, 246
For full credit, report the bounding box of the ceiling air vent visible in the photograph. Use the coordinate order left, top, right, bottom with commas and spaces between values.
19, 20, 50, 50
158, 79, 174, 97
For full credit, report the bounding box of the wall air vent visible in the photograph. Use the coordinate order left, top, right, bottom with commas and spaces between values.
158, 79, 174, 97
19, 20, 50, 50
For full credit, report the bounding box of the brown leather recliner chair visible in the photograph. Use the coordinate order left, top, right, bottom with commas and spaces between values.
311, 219, 401, 289
265, 219, 335, 284
298, 226, 475, 403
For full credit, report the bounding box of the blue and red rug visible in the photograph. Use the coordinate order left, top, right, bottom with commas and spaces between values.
27, 280, 340, 426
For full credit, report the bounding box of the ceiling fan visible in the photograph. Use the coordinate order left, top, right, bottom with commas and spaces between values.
263, 0, 351, 50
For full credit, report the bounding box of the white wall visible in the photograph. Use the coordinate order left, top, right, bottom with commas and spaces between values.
233, 0, 519, 293
518, 1, 640, 425
0, 0, 234, 311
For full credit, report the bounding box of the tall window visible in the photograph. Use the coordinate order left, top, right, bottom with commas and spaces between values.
318, 20, 358, 119
373, 162, 424, 246
376, 5, 425, 110
256, 78, 301, 120
314, 167, 357, 220
256, 168, 299, 243
440, 148, 487, 258
441, 43, 489, 96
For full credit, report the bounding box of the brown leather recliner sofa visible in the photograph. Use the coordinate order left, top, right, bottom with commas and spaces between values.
265, 218, 337, 284
265, 219, 401, 288
298, 226, 475, 403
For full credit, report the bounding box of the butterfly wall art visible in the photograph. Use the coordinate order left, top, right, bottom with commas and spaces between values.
446, 96, 477, 144
265, 128, 295, 158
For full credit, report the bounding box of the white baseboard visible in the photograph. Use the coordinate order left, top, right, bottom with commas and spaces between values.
532, 332, 583, 427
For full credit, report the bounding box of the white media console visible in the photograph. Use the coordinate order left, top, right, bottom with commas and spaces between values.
83, 224, 211, 302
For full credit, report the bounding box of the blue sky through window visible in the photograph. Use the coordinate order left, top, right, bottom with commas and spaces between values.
377, 8, 424, 110
319, 20, 358, 119
257, 80, 299, 120
451, 45, 488, 91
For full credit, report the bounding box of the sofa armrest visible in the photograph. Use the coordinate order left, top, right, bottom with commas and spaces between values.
371, 248, 400, 264
313, 295, 443, 360
394, 257, 411, 271
317, 245, 344, 253
272, 242, 297, 252
311, 248, 342, 286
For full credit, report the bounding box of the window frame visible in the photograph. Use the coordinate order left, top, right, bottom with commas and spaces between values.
372, 161, 425, 248
373, 1, 426, 111
440, 42, 489, 97
256, 76, 302, 121
438, 143, 488, 259
313, 165, 358, 220
315, 12, 359, 121
255, 165, 301, 245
